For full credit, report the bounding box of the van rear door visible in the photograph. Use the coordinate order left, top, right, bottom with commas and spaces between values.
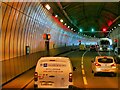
36, 60, 72, 88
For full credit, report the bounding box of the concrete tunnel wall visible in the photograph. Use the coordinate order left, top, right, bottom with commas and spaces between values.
1, 2, 98, 84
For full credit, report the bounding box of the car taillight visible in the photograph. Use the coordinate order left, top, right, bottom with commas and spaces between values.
69, 73, 72, 82
111, 64, 116, 67
95, 63, 101, 66
34, 72, 38, 81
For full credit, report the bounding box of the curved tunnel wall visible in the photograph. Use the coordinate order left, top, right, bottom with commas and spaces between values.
1, 2, 98, 84
1, 2, 80, 61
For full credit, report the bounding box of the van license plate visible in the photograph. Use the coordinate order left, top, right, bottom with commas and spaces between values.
41, 82, 53, 86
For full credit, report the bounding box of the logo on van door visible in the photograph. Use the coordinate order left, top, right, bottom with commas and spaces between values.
43, 63, 47, 67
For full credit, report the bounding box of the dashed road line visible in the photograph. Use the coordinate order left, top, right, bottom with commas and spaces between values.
81, 64, 84, 69
81, 61, 83, 64
83, 76, 88, 85
82, 69, 85, 75
81, 50, 88, 86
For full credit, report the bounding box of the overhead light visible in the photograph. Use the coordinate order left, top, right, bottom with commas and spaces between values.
74, 30, 76, 31
64, 23, 67, 25
114, 26, 116, 29
45, 4, 51, 10
71, 28, 73, 30
112, 28, 113, 30
60, 19, 63, 22
55, 15, 58, 17
68, 26, 70, 28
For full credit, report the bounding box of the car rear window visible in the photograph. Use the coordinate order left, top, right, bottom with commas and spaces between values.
98, 58, 113, 63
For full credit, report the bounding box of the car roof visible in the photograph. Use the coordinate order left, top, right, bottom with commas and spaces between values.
95, 56, 114, 59
38, 57, 70, 62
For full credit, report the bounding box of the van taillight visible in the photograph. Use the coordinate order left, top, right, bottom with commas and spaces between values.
69, 73, 72, 82
34, 72, 38, 81
95, 63, 101, 66
111, 64, 116, 67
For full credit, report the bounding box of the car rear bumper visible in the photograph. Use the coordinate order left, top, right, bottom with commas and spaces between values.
94, 68, 117, 73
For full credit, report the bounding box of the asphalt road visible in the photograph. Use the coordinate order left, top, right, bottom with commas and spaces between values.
3, 50, 120, 90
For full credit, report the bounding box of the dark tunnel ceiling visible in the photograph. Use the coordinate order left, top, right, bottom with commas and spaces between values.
44, 2, 120, 38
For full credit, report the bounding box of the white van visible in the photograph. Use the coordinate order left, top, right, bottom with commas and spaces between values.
34, 57, 75, 89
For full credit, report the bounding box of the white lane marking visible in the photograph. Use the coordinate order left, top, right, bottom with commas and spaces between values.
81, 65, 84, 69
81, 61, 83, 64
81, 50, 88, 86
83, 76, 88, 85
82, 50, 88, 57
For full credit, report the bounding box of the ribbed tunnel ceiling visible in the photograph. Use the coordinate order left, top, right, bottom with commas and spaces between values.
46, 2, 120, 38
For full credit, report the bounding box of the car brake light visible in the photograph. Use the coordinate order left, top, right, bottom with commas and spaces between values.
95, 63, 101, 66
34, 72, 38, 81
69, 73, 72, 82
111, 64, 116, 67
104, 56, 107, 58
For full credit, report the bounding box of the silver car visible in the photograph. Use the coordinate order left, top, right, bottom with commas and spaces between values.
91, 56, 117, 76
